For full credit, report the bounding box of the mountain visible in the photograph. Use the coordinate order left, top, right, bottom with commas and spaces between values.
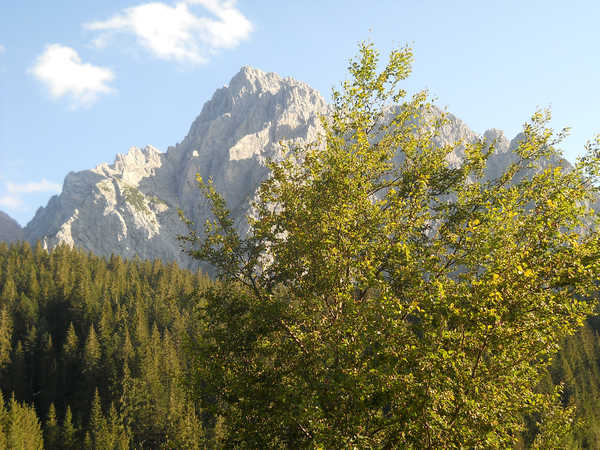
22, 66, 566, 268
0, 210, 24, 242
24, 67, 328, 268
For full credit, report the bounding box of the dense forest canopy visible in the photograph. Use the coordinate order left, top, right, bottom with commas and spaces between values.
0, 241, 217, 448
0, 241, 599, 447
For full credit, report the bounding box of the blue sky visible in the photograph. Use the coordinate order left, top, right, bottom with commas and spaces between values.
1, 1, 599, 225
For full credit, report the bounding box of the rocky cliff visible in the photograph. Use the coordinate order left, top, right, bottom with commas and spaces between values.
22, 66, 569, 269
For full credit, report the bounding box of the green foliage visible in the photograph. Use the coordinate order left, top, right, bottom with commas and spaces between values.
181, 42, 600, 448
0, 392, 44, 450
122, 185, 150, 214
83, 324, 101, 384
89, 388, 107, 447
44, 403, 59, 449
0, 306, 12, 369
63, 322, 79, 360
61, 406, 78, 450
149, 195, 168, 207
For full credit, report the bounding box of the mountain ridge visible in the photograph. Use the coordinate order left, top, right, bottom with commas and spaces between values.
18, 66, 569, 268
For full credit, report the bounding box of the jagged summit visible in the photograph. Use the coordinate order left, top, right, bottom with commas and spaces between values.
183, 66, 326, 148
229, 65, 319, 98
228, 65, 286, 96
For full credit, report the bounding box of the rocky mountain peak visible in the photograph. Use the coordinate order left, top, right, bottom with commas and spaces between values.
113, 145, 161, 169
184, 66, 327, 148
93, 145, 164, 186
24, 66, 330, 268
228, 65, 284, 97
23, 67, 553, 270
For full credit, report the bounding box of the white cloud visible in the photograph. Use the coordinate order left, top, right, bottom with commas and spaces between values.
0, 44, 5, 54
0, 179, 61, 212
30, 44, 115, 108
0, 195, 22, 209
6, 179, 61, 194
84, 0, 253, 64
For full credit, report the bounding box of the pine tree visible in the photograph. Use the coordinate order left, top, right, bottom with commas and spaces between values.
0, 306, 13, 370
121, 328, 134, 368
90, 388, 108, 449
107, 401, 131, 450
99, 301, 114, 340
83, 324, 101, 391
40, 332, 57, 412
45, 403, 59, 449
23, 326, 37, 400
165, 392, 204, 449
26, 265, 40, 301
6, 394, 44, 450
162, 329, 180, 381
83, 431, 92, 449
0, 392, 7, 449
16, 293, 38, 334
62, 405, 78, 450
134, 305, 149, 350
0, 275, 17, 306
33, 241, 45, 265
0, 241, 210, 448
61, 322, 80, 407
10, 341, 25, 399
63, 322, 79, 360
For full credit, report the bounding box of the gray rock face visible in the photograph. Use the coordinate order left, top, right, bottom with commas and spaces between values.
23, 66, 574, 268
0, 211, 24, 243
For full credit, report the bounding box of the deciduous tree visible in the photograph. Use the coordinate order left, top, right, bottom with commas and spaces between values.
181, 42, 600, 448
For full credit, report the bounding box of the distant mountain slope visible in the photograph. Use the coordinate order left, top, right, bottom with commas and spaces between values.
22, 66, 573, 268
0, 210, 24, 242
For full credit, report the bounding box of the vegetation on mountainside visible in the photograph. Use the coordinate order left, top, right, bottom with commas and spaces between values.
122, 186, 150, 215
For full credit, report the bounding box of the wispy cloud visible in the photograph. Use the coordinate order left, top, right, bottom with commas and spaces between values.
0, 195, 22, 209
0, 44, 5, 54
84, 0, 253, 64
0, 179, 61, 212
6, 179, 61, 194
30, 44, 115, 108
